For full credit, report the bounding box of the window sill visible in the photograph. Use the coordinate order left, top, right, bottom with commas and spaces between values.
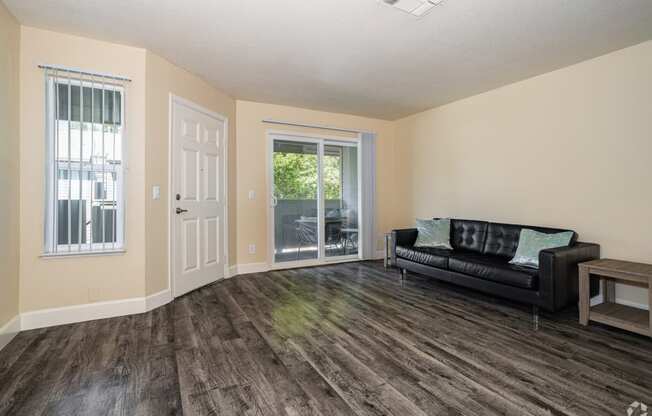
40, 249, 126, 259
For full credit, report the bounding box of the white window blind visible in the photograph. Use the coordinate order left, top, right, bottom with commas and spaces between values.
359, 132, 376, 260
42, 66, 129, 255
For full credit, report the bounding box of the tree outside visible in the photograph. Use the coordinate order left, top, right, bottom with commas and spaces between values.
273, 152, 341, 200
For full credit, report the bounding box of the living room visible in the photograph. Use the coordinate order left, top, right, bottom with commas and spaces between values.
1, 1, 651, 415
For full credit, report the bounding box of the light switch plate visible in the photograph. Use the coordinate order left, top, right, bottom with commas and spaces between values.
248, 190, 256, 200
152, 185, 160, 200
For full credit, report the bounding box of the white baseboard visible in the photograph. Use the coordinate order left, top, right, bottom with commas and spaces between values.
145, 289, 173, 311
21, 289, 173, 331
226, 265, 238, 278
247, 255, 384, 273
589, 294, 649, 310
0, 315, 21, 352
616, 297, 649, 310
590, 295, 603, 307
21, 297, 144, 330
235, 262, 270, 275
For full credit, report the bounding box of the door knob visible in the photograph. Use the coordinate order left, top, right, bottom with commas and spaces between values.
176, 207, 188, 214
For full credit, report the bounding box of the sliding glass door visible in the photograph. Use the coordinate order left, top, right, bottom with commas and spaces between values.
324, 143, 358, 258
271, 134, 360, 264
272, 139, 319, 262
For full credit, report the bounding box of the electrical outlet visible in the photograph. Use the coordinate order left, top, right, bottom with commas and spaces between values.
248, 244, 256, 254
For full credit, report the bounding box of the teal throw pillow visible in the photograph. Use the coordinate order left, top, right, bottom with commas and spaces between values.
509, 229, 573, 268
414, 218, 452, 249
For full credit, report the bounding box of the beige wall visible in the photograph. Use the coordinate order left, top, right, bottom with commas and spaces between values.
235, 100, 402, 265
19, 27, 148, 312
144, 51, 236, 295
0, 3, 20, 327
395, 40, 652, 306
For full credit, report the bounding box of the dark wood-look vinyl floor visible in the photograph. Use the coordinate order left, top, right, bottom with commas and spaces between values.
1, 261, 651, 416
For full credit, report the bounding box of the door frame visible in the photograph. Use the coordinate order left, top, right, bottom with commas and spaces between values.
168, 94, 229, 298
266, 130, 362, 269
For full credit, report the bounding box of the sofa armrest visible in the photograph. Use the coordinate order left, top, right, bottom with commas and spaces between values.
391, 228, 418, 264
538, 242, 600, 311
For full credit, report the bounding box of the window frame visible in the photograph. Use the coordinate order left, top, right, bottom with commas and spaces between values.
42, 73, 127, 257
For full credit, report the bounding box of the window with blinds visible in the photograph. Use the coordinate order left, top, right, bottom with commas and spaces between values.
43, 68, 127, 255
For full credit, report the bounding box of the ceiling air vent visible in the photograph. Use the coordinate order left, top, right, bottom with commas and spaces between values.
381, 0, 444, 17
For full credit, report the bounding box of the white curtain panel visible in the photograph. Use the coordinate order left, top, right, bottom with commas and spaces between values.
360, 132, 376, 260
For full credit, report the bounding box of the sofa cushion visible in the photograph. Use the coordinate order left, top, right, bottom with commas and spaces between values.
395, 245, 452, 269
449, 219, 488, 253
483, 223, 523, 258
483, 222, 577, 258
449, 253, 538, 289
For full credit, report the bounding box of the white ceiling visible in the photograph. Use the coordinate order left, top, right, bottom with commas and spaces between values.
5, 0, 652, 120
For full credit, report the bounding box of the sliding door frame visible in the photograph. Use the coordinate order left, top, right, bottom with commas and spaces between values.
266, 130, 362, 269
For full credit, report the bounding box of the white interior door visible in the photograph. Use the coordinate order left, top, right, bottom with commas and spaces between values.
172, 99, 226, 297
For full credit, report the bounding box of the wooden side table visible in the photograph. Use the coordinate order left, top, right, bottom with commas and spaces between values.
578, 259, 652, 337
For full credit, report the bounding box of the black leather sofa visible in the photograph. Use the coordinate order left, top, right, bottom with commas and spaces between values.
391, 219, 600, 313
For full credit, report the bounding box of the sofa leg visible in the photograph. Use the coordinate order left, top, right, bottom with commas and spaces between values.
399, 268, 408, 287
532, 305, 539, 330
399, 268, 407, 281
